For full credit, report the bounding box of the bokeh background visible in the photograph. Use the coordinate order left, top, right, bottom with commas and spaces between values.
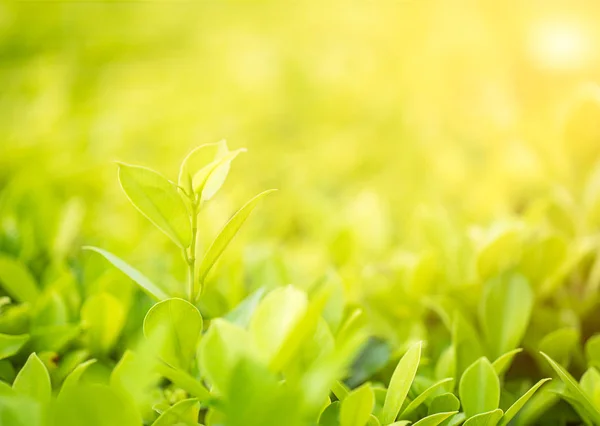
2, 0, 600, 322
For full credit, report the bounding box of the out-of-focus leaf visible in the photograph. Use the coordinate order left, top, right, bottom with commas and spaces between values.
453, 313, 484, 380
428, 393, 460, 416
83, 246, 169, 301
224, 287, 266, 327
538, 328, 579, 368
381, 341, 422, 424
319, 401, 341, 426
341, 384, 375, 426
81, 292, 126, 356
118, 163, 191, 248
152, 398, 199, 426
197, 189, 276, 288
412, 411, 458, 426
585, 334, 600, 369
459, 357, 499, 418
60, 359, 97, 395
498, 378, 550, 426
0, 255, 39, 303
480, 273, 533, 359
0, 334, 29, 360
580, 368, 600, 407
143, 298, 203, 370
12, 353, 51, 406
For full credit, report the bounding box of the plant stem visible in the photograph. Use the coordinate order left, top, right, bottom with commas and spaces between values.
186, 198, 199, 302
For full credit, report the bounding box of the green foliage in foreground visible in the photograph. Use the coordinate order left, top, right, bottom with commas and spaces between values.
3, 143, 600, 425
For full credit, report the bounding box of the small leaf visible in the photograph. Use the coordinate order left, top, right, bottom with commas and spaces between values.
178, 142, 221, 195
412, 411, 458, 426
143, 298, 203, 370
459, 357, 500, 418
381, 341, 422, 424
60, 359, 96, 396
463, 409, 503, 426
193, 145, 246, 202
118, 163, 191, 248
491, 349, 522, 377
539, 351, 600, 424
224, 287, 266, 327
585, 334, 600, 369
0, 255, 40, 304
83, 246, 169, 301
0, 334, 29, 360
331, 381, 351, 401
12, 353, 51, 405
152, 398, 199, 426
498, 378, 550, 426
156, 362, 210, 401
319, 401, 341, 426
480, 273, 533, 359
581, 367, 600, 407
197, 189, 276, 287
428, 393, 460, 416
341, 384, 375, 426
453, 313, 484, 380
400, 378, 454, 418
538, 328, 579, 368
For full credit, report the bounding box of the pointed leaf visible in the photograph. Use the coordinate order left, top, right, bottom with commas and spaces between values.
0, 255, 39, 303
381, 341, 422, 424
197, 189, 276, 286
60, 359, 97, 395
401, 378, 454, 418
341, 384, 375, 426
492, 349, 522, 377
463, 409, 503, 426
498, 378, 550, 426
12, 353, 51, 405
152, 398, 199, 426
83, 246, 169, 301
0, 334, 29, 360
118, 163, 191, 248
412, 411, 458, 426
428, 393, 460, 416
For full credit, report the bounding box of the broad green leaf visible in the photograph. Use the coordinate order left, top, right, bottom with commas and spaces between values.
83, 246, 169, 300
381, 341, 422, 424
118, 163, 191, 248
492, 349, 522, 377
453, 313, 484, 380
428, 393, 460, 416
12, 353, 51, 405
498, 378, 550, 426
249, 286, 307, 363
341, 384, 375, 426
143, 298, 203, 370
401, 378, 454, 418
0, 334, 29, 360
459, 357, 500, 418
446, 413, 466, 426
110, 350, 162, 407
54, 383, 142, 426
81, 292, 126, 356
152, 398, 199, 426
199, 319, 255, 394
412, 411, 458, 426
480, 273, 533, 359
539, 351, 600, 424
463, 409, 503, 426
585, 334, 600, 369
197, 189, 276, 287
60, 359, 97, 395
319, 401, 341, 426
0, 255, 39, 303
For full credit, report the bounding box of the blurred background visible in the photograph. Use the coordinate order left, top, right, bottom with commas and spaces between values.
2, 0, 600, 320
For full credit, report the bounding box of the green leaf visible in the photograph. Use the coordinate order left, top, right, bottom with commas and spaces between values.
341, 384, 375, 426
0, 334, 29, 360
498, 378, 550, 426
491, 348, 522, 377
193, 145, 246, 202
585, 334, 600, 369
463, 409, 503, 426
538, 328, 579, 368
54, 383, 142, 426
199, 318, 255, 394
480, 273, 533, 359
249, 285, 308, 363
459, 357, 500, 418
83, 246, 169, 301
381, 341, 422, 424
428, 393, 460, 416
539, 351, 600, 424
81, 292, 126, 356
224, 287, 266, 327
332, 380, 351, 401
178, 142, 221, 195
0, 255, 40, 304
60, 359, 97, 395
118, 163, 191, 248
12, 353, 51, 405
412, 411, 458, 426
143, 298, 203, 370
319, 401, 341, 426
152, 398, 199, 426
155, 362, 210, 401
197, 189, 276, 287
400, 378, 454, 418
581, 368, 600, 407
